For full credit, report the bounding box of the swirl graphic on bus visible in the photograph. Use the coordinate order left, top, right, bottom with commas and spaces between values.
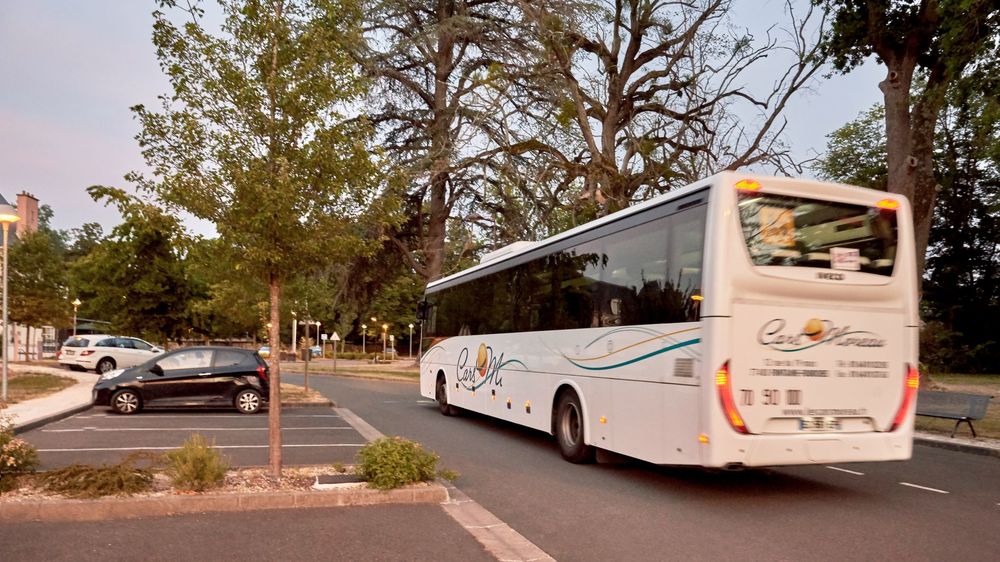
455, 343, 526, 391
758, 318, 886, 352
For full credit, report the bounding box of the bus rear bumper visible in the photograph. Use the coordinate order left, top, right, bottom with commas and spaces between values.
718, 432, 914, 467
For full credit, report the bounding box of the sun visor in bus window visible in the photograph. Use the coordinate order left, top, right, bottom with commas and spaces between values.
738, 193, 898, 277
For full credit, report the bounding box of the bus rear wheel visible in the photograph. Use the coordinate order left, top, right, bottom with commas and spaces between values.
436, 374, 458, 416
555, 391, 595, 463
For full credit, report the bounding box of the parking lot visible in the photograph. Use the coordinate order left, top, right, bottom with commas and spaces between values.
20, 406, 368, 470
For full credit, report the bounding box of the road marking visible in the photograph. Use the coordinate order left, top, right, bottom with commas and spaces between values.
42, 426, 353, 433
333, 406, 555, 562
826, 466, 864, 476
37, 443, 366, 452
900, 482, 949, 494
382, 400, 436, 404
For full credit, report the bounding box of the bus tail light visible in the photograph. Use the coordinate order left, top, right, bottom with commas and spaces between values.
716, 361, 748, 434
888, 364, 919, 432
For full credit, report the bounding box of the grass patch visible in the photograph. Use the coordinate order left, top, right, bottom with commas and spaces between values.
0, 373, 76, 406
280, 383, 329, 404
918, 373, 999, 439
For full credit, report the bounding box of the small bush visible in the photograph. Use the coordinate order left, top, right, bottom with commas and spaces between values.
356, 436, 449, 490
331, 462, 347, 474
164, 434, 229, 492
0, 415, 39, 492
37, 462, 153, 498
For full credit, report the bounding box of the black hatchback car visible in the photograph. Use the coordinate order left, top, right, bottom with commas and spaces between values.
93, 346, 269, 415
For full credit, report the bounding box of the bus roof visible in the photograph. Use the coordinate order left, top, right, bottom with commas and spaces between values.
427, 171, 733, 291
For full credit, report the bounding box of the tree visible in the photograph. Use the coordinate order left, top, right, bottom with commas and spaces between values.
505, 0, 826, 215
362, 0, 529, 283
814, 104, 887, 190
71, 187, 192, 346
8, 227, 70, 358
818, 0, 1000, 281
131, 0, 391, 476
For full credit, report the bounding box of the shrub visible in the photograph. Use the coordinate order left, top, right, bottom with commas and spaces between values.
37, 461, 153, 498
0, 415, 39, 493
164, 434, 229, 492
356, 436, 449, 490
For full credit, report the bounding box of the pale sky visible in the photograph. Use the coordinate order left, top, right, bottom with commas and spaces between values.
0, 0, 885, 237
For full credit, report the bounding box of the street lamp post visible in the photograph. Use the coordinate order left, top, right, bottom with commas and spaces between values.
0, 199, 20, 403
408, 324, 414, 358
72, 298, 81, 336
361, 324, 367, 355
317, 321, 323, 357
291, 311, 297, 357
382, 323, 388, 358
390, 335, 395, 360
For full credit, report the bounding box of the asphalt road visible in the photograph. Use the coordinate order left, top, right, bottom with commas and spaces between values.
296, 373, 1000, 562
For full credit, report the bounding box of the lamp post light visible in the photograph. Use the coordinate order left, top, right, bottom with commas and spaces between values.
361, 324, 367, 355
0, 199, 20, 403
382, 323, 388, 357
72, 298, 82, 336
291, 311, 297, 356
408, 323, 414, 358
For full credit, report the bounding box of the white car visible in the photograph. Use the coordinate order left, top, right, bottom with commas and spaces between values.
58, 334, 164, 374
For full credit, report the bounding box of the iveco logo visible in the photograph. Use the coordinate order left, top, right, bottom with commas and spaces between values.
817, 272, 845, 281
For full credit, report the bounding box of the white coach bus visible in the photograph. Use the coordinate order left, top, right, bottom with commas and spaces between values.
418, 172, 919, 468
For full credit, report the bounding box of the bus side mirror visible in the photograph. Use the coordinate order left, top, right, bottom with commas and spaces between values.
416, 300, 428, 321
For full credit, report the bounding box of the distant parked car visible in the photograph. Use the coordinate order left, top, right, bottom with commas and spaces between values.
309, 345, 321, 357
258, 345, 271, 359
58, 335, 163, 374
92, 346, 269, 415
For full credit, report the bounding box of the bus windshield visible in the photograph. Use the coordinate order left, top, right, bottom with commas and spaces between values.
737, 192, 898, 276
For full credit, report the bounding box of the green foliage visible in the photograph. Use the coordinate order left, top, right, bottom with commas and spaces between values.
71, 187, 191, 345
36, 460, 153, 499
0, 415, 39, 492
355, 436, 443, 490
814, 104, 887, 190
164, 434, 230, 492
331, 462, 346, 474
8, 229, 70, 330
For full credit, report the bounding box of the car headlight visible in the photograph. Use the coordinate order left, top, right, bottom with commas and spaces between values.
101, 369, 125, 381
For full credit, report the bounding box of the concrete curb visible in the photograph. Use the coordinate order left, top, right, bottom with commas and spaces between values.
282, 369, 418, 384
0, 483, 449, 522
914, 435, 1000, 458
13, 403, 94, 435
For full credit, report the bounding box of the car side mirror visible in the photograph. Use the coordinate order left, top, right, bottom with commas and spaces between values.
150, 364, 164, 376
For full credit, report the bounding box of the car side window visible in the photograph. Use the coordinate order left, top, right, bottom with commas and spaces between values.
130, 339, 153, 352
96, 338, 116, 347
214, 350, 247, 368
115, 338, 134, 349
157, 350, 214, 371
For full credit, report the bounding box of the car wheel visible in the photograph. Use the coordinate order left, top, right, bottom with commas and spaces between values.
111, 389, 142, 415
235, 389, 262, 414
555, 390, 595, 463
96, 357, 116, 374
435, 373, 457, 416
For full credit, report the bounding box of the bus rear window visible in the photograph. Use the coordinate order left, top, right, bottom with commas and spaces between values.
737, 192, 898, 276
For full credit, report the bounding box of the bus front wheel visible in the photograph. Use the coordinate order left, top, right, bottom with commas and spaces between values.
436, 374, 458, 416
555, 391, 596, 463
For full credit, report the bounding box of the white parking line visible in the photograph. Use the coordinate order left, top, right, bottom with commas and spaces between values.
38, 443, 367, 452
42, 426, 353, 433
826, 466, 865, 476
899, 482, 950, 494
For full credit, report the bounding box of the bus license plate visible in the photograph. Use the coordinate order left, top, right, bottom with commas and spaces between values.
800, 417, 841, 431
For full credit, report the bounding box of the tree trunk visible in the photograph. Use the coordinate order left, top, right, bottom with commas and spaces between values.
267, 272, 283, 478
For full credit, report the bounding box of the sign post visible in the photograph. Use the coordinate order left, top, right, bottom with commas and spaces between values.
331, 332, 340, 373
